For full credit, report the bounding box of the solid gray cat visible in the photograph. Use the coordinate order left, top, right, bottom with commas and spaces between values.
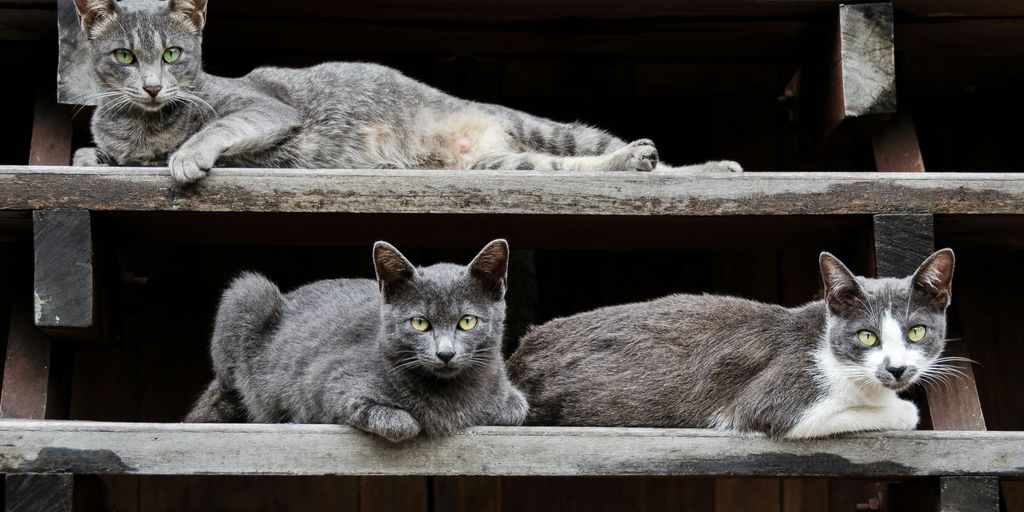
508, 250, 958, 438
70, 0, 742, 183
186, 240, 528, 442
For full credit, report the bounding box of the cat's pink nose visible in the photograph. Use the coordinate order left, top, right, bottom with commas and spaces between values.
143, 85, 162, 98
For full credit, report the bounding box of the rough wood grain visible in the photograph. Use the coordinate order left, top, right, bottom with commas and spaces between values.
0, 304, 54, 419
5, 473, 72, 512
0, 421, 1021, 477
872, 214, 935, 277
939, 477, 1000, 512
1, 168, 1024, 216
837, 3, 896, 119
32, 209, 96, 335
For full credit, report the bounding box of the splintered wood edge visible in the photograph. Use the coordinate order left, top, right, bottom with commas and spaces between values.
1, 168, 1024, 216
0, 420, 1022, 477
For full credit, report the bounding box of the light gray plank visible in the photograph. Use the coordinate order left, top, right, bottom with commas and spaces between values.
0, 420, 1022, 477
1, 167, 1024, 216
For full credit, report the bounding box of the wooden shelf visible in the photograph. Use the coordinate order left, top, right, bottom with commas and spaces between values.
1, 420, 1022, 477
2, 167, 1024, 216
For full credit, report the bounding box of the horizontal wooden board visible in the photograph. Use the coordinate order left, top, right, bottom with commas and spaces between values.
0, 420, 1022, 477
1, 167, 1024, 216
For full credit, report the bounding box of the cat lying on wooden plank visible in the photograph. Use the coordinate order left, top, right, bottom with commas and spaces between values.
187, 240, 527, 442
509, 250, 957, 439
69, 0, 741, 183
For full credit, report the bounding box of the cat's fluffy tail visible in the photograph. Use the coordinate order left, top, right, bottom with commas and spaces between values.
210, 272, 283, 385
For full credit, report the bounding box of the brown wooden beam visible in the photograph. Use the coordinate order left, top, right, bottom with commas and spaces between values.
871, 213, 997, 511
872, 111, 926, 172
0, 303, 55, 420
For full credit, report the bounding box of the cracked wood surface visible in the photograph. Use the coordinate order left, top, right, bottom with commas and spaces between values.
0, 420, 1022, 477
1, 167, 1024, 216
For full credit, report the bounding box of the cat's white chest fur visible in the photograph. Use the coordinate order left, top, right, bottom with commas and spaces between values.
785, 344, 919, 439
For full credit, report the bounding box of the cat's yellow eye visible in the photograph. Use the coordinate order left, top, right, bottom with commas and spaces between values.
907, 325, 927, 343
163, 47, 182, 63
458, 315, 478, 331
114, 49, 135, 65
410, 317, 430, 332
857, 330, 879, 346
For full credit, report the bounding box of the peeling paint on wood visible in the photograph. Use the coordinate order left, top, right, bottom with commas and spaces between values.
0, 420, 1022, 477
1, 168, 1023, 216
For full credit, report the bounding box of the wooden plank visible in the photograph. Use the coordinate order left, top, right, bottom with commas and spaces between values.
872, 111, 926, 172
32, 209, 96, 336
872, 214, 935, 277
2, 168, 1024, 216
939, 477, 1000, 512
5, 473, 72, 512
715, 478, 780, 512
0, 421, 1022, 477
782, 479, 827, 512
0, 303, 54, 419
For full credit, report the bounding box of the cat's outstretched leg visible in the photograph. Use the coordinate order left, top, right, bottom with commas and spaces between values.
185, 380, 246, 423
656, 161, 744, 173
469, 139, 659, 172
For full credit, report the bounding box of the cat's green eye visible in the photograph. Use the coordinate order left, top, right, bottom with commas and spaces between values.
857, 330, 879, 346
411, 317, 431, 332
113, 49, 135, 65
162, 47, 182, 63
907, 325, 927, 343
458, 315, 478, 331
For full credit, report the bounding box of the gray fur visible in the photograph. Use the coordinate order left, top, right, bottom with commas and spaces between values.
186, 240, 528, 443
70, 0, 742, 182
507, 250, 956, 438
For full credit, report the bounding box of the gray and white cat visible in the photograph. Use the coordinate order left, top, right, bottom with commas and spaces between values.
508, 250, 958, 439
186, 240, 528, 442
70, 0, 742, 183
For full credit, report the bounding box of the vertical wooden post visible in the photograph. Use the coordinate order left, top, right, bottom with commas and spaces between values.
872, 213, 998, 511
0, 303, 54, 420
872, 111, 926, 172
5, 474, 73, 512
32, 209, 98, 339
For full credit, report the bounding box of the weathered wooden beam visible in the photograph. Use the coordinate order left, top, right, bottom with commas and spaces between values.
32, 209, 97, 338
939, 477, 1000, 512
871, 214, 998, 511
0, 421, 1021, 477
0, 303, 55, 419
5, 473, 72, 512
2, 168, 1024, 216
812, 2, 896, 159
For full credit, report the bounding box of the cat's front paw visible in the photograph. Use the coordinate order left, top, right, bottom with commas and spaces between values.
490, 389, 529, 426
606, 139, 659, 172
890, 399, 920, 431
168, 143, 218, 184
365, 406, 422, 443
705, 160, 744, 173
73, 147, 109, 167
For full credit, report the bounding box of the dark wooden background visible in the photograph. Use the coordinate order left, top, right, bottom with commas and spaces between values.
0, 0, 1022, 509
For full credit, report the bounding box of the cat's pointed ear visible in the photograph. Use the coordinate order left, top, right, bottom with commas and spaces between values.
911, 248, 955, 309
373, 242, 416, 299
168, 0, 208, 34
819, 252, 864, 315
468, 239, 509, 299
72, 0, 119, 39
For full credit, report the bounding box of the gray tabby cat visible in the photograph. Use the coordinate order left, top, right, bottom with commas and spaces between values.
508, 250, 958, 439
186, 240, 528, 442
70, 0, 742, 184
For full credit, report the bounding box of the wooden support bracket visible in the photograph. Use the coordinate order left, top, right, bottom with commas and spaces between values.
871, 213, 997, 510
809, 2, 897, 160
32, 209, 98, 339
